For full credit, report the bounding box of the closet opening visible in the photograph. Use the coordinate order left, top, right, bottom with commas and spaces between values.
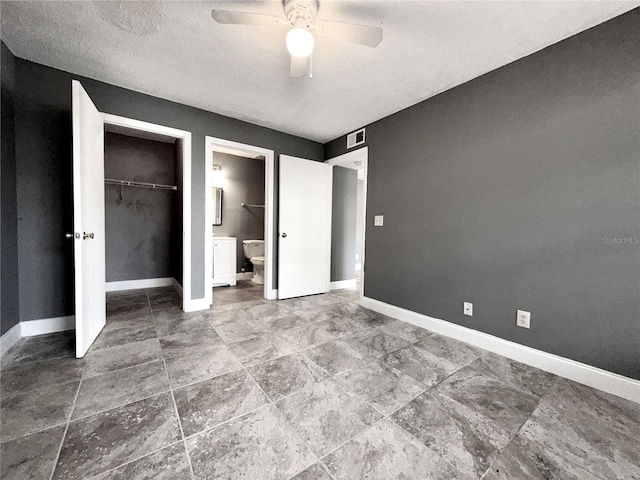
103, 123, 185, 308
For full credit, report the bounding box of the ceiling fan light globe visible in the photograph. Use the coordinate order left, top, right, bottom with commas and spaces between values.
286, 27, 314, 57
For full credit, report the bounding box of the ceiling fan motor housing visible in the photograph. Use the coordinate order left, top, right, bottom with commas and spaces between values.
284, 0, 318, 27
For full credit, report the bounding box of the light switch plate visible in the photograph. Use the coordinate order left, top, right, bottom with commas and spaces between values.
374, 215, 384, 226
516, 310, 531, 329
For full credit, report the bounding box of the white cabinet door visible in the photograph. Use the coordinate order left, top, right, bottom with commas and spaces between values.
278, 155, 333, 299
71, 80, 106, 357
213, 238, 237, 286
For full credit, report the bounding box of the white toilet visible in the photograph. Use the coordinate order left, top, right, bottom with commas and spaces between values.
242, 240, 265, 284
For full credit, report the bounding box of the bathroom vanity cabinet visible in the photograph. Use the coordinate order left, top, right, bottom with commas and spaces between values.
212, 236, 237, 287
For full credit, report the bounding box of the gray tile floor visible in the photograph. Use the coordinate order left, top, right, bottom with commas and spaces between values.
1, 281, 639, 479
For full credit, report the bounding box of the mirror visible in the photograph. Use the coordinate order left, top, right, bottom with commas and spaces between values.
212, 187, 223, 226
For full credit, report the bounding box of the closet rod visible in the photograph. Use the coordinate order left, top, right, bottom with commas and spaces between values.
241, 203, 265, 208
105, 178, 177, 191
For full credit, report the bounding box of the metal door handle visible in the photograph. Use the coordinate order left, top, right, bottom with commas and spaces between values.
281, 232, 287, 238
66, 233, 80, 239
83, 232, 94, 240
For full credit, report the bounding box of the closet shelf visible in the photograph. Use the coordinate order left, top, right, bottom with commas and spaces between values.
105, 178, 177, 191
241, 203, 265, 208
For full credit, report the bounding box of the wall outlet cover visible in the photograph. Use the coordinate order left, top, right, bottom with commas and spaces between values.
463, 302, 473, 316
517, 310, 531, 329
374, 215, 384, 226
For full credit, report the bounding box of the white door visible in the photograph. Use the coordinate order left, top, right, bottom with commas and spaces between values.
72, 80, 106, 357
278, 155, 332, 299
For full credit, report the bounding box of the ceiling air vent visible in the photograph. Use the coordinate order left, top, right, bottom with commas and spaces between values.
347, 128, 366, 149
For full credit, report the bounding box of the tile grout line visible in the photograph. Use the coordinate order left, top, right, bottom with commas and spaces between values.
81, 439, 186, 480
149, 291, 197, 480
47, 355, 90, 480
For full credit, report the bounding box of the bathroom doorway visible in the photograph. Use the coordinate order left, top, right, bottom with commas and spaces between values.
326, 147, 368, 300
204, 137, 276, 303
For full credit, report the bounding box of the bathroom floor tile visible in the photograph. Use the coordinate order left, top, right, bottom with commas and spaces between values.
414, 334, 486, 367
324, 419, 462, 480
302, 338, 366, 376
290, 462, 333, 480
378, 344, 462, 387
276, 378, 383, 457
227, 333, 296, 365
343, 327, 409, 359
53, 393, 181, 479
1, 380, 79, 442
186, 404, 315, 480
93, 442, 192, 480
85, 338, 163, 378
173, 369, 269, 436
0, 425, 66, 480
335, 360, 426, 415
72, 360, 169, 420
0, 356, 85, 397
391, 390, 513, 478
246, 352, 329, 400
436, 367, 541, 434
165, 343, 242, 388
158, 328, 224, 359
1, 331, 75, 367
90, 323, 157, 351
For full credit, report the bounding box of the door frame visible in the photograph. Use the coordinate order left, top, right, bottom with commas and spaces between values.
326, 146, 368, 301
101, 114, 196, 311
204, 137, 276, 301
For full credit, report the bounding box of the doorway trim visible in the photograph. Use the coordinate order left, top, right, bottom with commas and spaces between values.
326, 146, 368, 301
204, 137, 276, 302
101, 113, 196, 311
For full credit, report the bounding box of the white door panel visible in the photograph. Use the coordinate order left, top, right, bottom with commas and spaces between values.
278, 155, 332, 299
72, 80, 106, 357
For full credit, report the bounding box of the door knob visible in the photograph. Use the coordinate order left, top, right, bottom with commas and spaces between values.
281, 232, 287, 238
66, 233, 79, 239
83, 232, 95, 240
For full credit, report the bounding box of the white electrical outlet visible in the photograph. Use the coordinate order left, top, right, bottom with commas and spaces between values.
463, 302, 473, 316
374, 215, 384, 226
516, 310, 531, 329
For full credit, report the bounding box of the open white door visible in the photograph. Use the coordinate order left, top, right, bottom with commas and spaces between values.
71, 80, 106, 357
278, 155, 332, 299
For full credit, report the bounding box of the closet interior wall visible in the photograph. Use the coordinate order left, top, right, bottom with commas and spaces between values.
104, 132, 182, 286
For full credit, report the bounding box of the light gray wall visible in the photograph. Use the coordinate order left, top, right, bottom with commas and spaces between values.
331, 167, 357, 282
1, 41, 20, 334
104, 132, 177, 282
13, 59, 323, 323
324, 10, 640, 380
212, 152, 266, 273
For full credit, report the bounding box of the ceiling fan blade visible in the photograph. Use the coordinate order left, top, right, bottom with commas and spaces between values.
211, 10, 284, 27
316, 21, 383, 48
290, 55, 307, 78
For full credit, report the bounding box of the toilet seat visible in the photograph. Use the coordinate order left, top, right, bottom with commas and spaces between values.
251, 256, 264, 264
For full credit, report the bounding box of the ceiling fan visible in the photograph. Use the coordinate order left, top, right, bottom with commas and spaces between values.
211, 0, 383, 78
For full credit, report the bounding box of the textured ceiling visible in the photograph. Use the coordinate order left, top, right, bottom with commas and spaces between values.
1, 1, 637, 142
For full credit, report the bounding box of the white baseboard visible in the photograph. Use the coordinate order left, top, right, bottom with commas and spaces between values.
0, 323, 22, 358
237, 272, 253, 280
330, 279, 357, 290
20, 316, 75, 337
172, 278, 183, 298
360, 296, 640, 404
106, 277, 173, 292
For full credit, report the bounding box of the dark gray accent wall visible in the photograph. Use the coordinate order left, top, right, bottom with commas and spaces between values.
13, 59, 323, 323
331, 167, 357, 282
1, 41, 19, 334
324, 10, 640, 380
212, 152, 265, 273
171, 140, 184, 286
104, 132, 177, 282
